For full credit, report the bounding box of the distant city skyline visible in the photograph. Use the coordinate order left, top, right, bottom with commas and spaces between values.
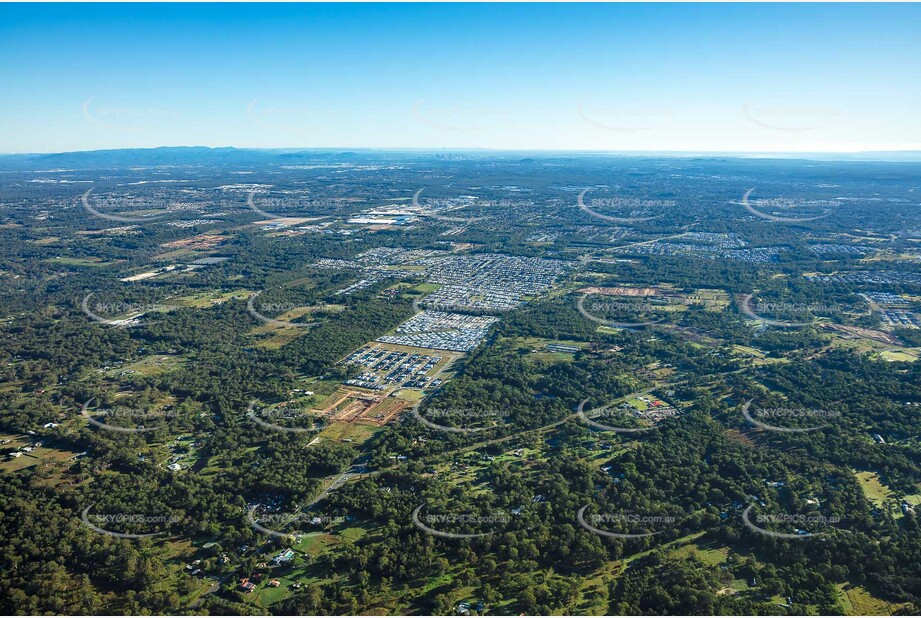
1, 3, 920, 154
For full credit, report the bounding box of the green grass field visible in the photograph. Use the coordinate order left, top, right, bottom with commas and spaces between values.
879, 349, 920, 362
47, 256, 120, 266
623, 531, 707, 566
315, 421, 381, 445
669, 541, 729, 567
854, 470, 895, 506
836, 583, 908, 615
163, 290, 250, 308
106, 354, 188, 377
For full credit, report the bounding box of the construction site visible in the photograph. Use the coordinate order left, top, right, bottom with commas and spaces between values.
312, 388, 408, 427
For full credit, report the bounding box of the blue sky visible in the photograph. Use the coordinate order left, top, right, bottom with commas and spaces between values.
1, 3, 919, 153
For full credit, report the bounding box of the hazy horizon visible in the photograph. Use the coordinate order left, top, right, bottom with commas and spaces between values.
4, 144, 921, 162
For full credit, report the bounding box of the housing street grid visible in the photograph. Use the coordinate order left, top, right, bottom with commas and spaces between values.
377, 311, 500, 352
419, 253, 571, 312
374, 254, 572, 351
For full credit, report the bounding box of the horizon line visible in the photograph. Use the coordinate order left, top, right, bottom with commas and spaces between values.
3, 145, 921, 159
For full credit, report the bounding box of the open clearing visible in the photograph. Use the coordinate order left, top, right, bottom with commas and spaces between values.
836, 583, 908, 615
854, 470, 895, 507
47, 256, 123, 267
106, 354, 188, 378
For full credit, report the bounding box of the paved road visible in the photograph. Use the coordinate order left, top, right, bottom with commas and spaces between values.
190, 382, 690, 609
305, 464, 366, 509
432, 386, 662, 458
189, 573, 233, 609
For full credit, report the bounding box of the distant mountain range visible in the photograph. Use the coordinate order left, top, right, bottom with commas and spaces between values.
0, 146, 347, 169
1, 146, 920, 169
